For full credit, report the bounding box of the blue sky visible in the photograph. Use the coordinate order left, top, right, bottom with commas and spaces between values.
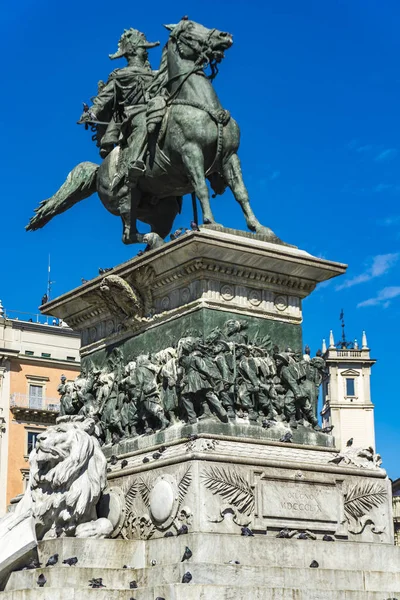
1, 1, 399, 475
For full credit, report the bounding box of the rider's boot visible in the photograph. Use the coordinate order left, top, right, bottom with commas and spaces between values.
100, 144, 114, 159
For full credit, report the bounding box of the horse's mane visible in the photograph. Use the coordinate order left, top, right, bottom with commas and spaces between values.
148, 42, 169, 98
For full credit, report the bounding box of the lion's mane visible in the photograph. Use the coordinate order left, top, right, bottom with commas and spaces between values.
28, 418, 107, 535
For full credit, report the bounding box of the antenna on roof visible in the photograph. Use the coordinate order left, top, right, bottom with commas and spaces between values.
47, 254, 55, 301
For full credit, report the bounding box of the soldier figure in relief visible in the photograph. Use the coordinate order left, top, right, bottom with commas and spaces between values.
274, 352, 322, 431
235, 344, 260, 422
133, 354, 169, 432
156, 348, 180, 425
178, 338, 228, 424
119, 360, 140, 437
213, 339, 236, 420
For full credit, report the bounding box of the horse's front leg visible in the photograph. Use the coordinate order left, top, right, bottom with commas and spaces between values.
223, 154, 283, 244
182, 143, 216, 224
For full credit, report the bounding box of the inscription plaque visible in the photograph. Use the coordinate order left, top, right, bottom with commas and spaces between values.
257, 480, 339, 523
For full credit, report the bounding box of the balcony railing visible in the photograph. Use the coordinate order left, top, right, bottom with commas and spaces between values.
393, 496, 400, 520
10, 393, 60, 413
337, 350, 362, 358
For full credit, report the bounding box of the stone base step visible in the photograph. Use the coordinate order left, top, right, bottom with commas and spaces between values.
5, 563, 400, 593
37, 534, 400, 573
1, 586, 400, 600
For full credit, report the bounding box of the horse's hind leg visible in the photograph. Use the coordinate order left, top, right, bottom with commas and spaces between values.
182, 144, 216, 224
119, 186, 144, 244
149, 196, 181, 239
223, 154, 282, 243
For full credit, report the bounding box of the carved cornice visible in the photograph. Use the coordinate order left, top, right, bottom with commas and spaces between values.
152, 258, 314, 296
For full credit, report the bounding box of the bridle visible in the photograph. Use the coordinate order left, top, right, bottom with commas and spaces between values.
166, 24, 222, 101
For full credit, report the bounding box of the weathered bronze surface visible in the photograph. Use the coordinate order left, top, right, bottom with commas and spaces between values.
26, 19, 283, 245
59, 317, 327, 445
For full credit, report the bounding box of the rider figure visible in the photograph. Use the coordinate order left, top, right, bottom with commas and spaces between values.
79, 28, 159, 186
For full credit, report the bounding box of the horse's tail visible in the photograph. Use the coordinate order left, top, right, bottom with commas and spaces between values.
26, 161, 99, 231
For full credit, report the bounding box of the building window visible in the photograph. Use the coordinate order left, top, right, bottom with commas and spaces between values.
25, 350, 34, 356
41, 352, 51, 358
29, 384, 43, 409
66, 356, 76, 361
346, 378, 355, 397
27, 431, 39, 454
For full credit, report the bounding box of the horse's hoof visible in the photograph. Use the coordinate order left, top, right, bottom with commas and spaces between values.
253, 225, 285, 245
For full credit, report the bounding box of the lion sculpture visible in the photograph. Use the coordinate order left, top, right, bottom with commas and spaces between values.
0, 417, 113, 542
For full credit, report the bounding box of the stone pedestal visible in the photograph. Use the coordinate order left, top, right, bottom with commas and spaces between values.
17, 229, 397, 600
43, 227, 346, 363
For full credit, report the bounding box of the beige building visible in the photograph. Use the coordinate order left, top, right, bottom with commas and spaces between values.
0, 302, 80, 515
392, 478, 400, 546
320, 330, 376, 451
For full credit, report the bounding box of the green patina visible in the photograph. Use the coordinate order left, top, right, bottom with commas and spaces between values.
82, 307, 301, 370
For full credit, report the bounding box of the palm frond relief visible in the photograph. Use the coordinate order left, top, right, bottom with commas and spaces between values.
344, 481, 387, 520
201, 465, 254, 516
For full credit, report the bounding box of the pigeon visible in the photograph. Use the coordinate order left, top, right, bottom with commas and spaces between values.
297, 532, 308, 540
111, 432, 121, 445
170, 227, 184, 240
181, 546, 193, 561
328, 454, 344, 464
346, 437, 353, 447
164, 531, 174, 537
187, 433, 198, 441
241, 527, 254, 537
321, 425, 334, 434
310, 560, 319, 568
322, 534, 334, 542
177, 524, 189, 536
123, 564, 134, 569
37, 574, 46, 587
129, 580, 138, 589
62, 556, 78, 566
280, 431, 293, 443
190, 221, 200, 231
182, 571, 193, 583
227, 560, 240, 564
143, 457, 150, 463
107, 467, 112, 473
276, 528, 290, 538
159, 445, 167, 453
24, 558, 42, 570
152, 452, 162, 460
151, 559, 157, 566
81, 278, 88, 284
45, 553, 59, 567
121, 459, 128, 468
88, 578, 106, 588
262, 419, 275, 429
110, 455, 118, 465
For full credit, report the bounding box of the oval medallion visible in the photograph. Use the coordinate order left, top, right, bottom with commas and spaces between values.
149, 475, 179, 529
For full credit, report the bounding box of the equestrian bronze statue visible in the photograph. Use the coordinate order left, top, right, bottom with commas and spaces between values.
26, 19, 282, 245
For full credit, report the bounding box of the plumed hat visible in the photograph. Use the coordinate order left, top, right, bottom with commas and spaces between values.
109, 28, 160, 60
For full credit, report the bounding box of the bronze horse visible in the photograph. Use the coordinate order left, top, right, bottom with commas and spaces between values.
27, 19, 281, 245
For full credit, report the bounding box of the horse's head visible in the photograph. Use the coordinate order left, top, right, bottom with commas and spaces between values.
164, 18, 233, 65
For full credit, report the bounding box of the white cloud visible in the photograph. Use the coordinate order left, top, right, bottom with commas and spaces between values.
357, 286, 400, 308
270, 170, 281, 181
374, 183, 393, 193
336, 253, 399, 291
375, 148, 398, 162
378, 215, 400, 226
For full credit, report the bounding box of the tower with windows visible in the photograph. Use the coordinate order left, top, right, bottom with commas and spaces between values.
320, 320, 376, 451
